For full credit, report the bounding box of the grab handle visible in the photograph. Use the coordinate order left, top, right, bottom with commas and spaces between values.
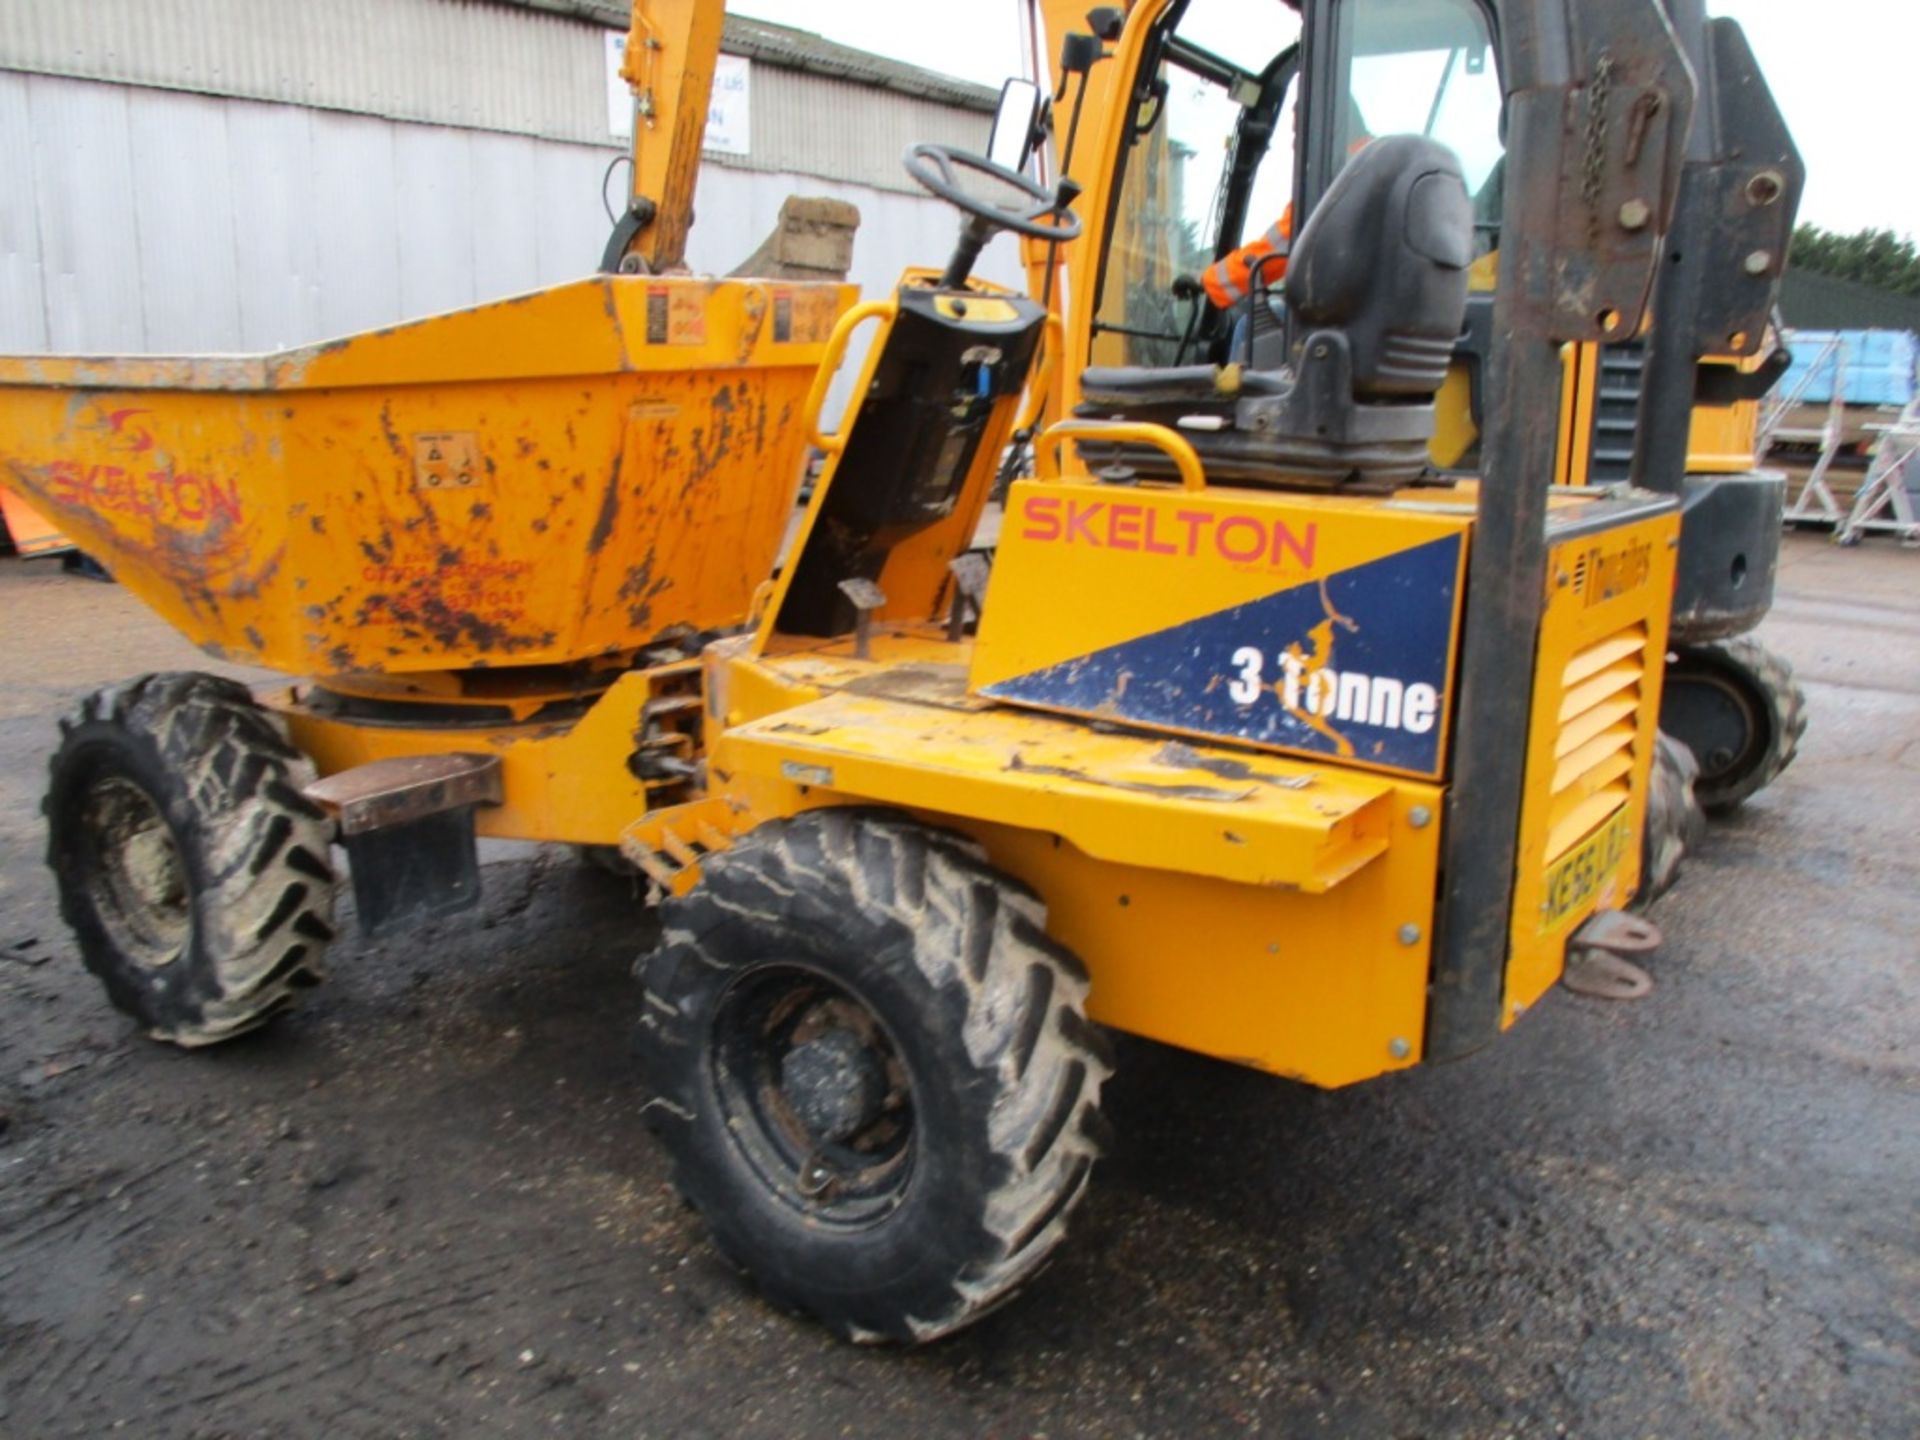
1033, 418, 1206, 492
801, 300, 894, 453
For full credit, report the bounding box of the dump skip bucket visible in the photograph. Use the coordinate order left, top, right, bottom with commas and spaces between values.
0, 275, 852, 677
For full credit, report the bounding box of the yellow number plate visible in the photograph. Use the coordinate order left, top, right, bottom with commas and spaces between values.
1539, 808, 1634, 933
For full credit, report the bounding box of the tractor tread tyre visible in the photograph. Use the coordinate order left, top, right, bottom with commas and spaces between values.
1665, 636, 1808, 815
45, 672, 337, 1046
638, 807, 1110, 1344
1635, 730, 1706, 911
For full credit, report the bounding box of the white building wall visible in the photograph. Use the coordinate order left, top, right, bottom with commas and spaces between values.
0, 70, 1019, 365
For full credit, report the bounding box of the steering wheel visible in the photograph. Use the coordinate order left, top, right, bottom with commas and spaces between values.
903, 143, 1082, 244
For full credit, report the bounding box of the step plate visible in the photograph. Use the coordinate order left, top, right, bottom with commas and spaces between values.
724, 691, 1395, 893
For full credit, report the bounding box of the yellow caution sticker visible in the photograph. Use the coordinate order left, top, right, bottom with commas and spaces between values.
412, 432, 480, 490
1539, 807, 1634, 934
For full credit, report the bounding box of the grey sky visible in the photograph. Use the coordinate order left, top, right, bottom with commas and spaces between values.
730, 0, 1912, 237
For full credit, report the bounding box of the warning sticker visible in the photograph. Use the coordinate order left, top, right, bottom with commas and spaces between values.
646, 285, 707, 345
412, 432, 480, 491
785, 287, 841, 344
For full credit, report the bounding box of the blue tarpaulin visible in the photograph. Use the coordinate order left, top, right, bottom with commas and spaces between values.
1780, 329, 1917, 408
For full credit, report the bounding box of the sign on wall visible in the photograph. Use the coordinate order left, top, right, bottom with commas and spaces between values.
705, 55, 751, 156
606, 33, 751, 157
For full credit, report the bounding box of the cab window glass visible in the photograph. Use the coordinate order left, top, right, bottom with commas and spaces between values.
1091, 0, 1301, 367
1341, 0, 1503, 208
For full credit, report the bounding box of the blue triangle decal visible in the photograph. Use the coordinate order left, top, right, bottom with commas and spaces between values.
981, 532, 1462, 774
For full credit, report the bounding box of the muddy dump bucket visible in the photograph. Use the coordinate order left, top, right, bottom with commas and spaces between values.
0, 276, 852, 676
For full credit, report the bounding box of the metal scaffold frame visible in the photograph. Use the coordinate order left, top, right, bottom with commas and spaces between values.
1837, 393, 1920, 547
1769, 333, 1849, 526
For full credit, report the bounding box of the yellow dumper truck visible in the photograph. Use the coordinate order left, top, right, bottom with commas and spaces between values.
1, 0, 1797, 1341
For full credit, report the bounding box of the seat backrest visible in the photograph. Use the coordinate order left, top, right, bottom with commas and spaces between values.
1283, 135, 1473, 399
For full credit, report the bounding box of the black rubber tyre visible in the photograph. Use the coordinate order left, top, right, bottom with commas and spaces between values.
572, 843, 639, 878
1635, 729, 1706, 911
1661, 636, 1808, 815
44, 673, 337, 1046
637, 808, 1111, 1344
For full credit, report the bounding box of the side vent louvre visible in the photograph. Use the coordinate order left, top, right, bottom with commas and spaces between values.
1589, 339, 1647, 484
1543, 623, 1646, 862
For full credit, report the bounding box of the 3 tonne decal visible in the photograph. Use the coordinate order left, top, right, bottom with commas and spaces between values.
980, 533, 1463, 775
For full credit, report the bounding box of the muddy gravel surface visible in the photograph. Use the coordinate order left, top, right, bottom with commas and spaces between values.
1, 535, 1915, 1439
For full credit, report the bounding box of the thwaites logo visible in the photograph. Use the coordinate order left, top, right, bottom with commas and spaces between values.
1573, 536, 1652, 607
1020, 493, 1318, 571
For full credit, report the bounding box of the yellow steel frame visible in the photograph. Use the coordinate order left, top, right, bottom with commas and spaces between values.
616, 0, 726, 272
276, 673, 671, 846
698, 439, 1677, 1086
699, 621, 1443, 1087
1504, 506, 1680, 1017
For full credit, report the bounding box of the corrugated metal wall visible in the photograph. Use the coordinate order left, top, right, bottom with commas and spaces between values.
1, 0, 637, 149
0, 70, 626, 353
0, 0, 992, 193
747, 70, 993, 192
0, 1, 1018, 375
0, 69, 1016, 424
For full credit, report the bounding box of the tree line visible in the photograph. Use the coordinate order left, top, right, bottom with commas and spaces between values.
1790, 226, 1920, 297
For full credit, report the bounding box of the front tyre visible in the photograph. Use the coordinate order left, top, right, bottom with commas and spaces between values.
44, 673, 337, 1046
638, 808, 1110, 1343
1635, 729, 1706, 910
1661, 637, 1808, 815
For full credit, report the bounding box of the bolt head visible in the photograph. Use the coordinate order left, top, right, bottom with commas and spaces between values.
1617, 198, 1651, 231
1389, 1037, 1411, 1060
1744, 249, 1773, 276
1746, 169, 1785, 206
1408, 805, 1433, 829
1398, 923, 1422, 946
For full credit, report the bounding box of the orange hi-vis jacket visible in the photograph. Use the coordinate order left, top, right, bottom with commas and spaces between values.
1201, 203, 1294, 308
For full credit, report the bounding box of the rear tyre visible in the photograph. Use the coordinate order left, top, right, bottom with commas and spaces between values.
1635, 729, 1705, 910
638, 808, 1110, 1343
44, 673, 337, 1046
1661, 637, 1807, 815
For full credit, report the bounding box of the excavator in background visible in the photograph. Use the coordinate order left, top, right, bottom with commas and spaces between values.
1014, 0, 1806, 820
2, 0, 1789, 1343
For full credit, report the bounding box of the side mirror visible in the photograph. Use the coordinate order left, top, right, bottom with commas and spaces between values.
987, 78, 1043, 173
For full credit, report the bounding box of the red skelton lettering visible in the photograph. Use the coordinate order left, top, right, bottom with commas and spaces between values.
1022, 493, 1062, 541
46, 459, 244, 528
1064, 500, 1102, 545
1021, 493, 1317, 570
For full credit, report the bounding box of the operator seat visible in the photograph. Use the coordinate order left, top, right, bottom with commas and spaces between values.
1076, 134, 1474, 491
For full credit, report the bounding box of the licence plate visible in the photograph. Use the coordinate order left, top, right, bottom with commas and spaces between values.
1539, 808, 1634, 933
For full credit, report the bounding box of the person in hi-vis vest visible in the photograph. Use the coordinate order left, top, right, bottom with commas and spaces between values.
1185, 125, 1372, 358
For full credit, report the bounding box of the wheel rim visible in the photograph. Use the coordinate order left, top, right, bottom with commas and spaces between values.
1663, 667, 1765, 789
80, 774, 191, 968
710, 964, 916, 1226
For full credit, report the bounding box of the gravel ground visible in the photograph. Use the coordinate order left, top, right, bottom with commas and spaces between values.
0, 532, 1915, 1439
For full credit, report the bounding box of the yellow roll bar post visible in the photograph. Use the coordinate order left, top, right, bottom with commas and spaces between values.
801, 301, 896, 452
608, 0, 725, 273
1034, 418, 1207, 492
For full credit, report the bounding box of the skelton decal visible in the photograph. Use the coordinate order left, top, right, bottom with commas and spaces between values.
980, 532, 1464, 775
